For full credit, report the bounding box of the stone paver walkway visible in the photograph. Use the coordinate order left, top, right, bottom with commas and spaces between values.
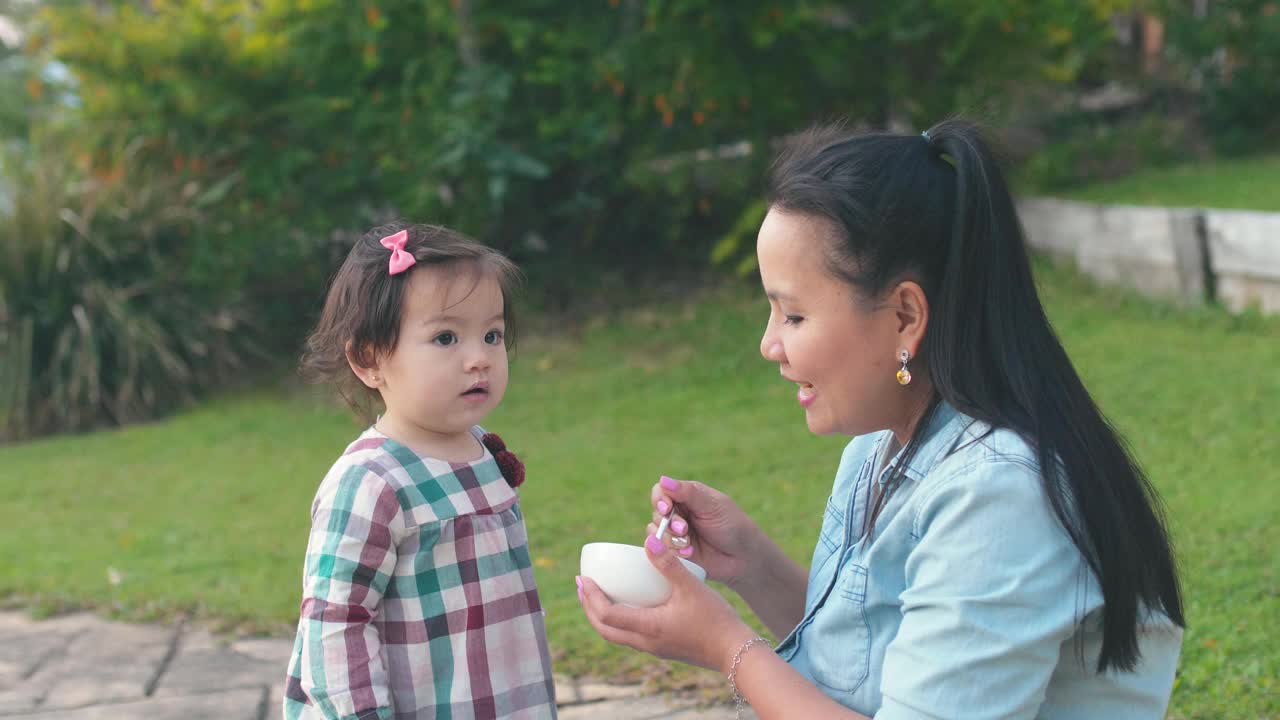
0, 611, 754, 719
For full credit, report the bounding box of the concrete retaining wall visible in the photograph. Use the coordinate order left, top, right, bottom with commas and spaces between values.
1203, 209, 1280, 313
1018, 198, 1279, 314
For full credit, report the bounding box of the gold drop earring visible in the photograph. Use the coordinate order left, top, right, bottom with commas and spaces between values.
896, 349, 912, 386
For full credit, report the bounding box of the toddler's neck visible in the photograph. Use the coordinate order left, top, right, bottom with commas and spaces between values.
374, 415, 485, 463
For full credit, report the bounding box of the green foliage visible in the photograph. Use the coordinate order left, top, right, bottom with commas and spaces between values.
5, 0, 1127, 435
711, 199, 767, 277
31, 0, 1126, 264
0, 132, 259, 441
1162, 0, 1280, 154
1017, 108, 1197, 191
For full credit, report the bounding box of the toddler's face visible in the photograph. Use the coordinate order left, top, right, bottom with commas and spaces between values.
377, 266, 509, 441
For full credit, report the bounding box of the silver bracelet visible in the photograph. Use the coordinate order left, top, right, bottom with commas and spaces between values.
727, 635, 771, 718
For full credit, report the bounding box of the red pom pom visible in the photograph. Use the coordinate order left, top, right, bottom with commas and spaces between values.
481, 432, 524, 488
494, 450, 526, 489
480, 432, 507, 454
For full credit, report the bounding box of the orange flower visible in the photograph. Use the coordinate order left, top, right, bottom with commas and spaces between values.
693, 110, 706, 126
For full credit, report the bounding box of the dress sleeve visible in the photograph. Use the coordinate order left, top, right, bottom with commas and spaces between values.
295, 465, 403, 720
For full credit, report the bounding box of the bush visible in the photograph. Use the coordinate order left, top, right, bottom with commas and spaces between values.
1162, 0, 1280, 154
31, 1, 1125, 270
1017, 105, 1201, 191
0, 132, 259, 441
6, 0, 1128, 435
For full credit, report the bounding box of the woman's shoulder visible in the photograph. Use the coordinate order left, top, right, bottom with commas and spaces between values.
901, 416, 1080, 553
944, 420, 1041, 475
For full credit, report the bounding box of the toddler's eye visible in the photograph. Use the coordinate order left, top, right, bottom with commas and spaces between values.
485, 330, 504, 345
433, 332, 457, 346
784, 315, 804, 326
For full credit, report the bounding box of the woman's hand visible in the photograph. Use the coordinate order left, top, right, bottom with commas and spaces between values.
648, 475, 763, 591
577, 533, 758, 674
650, 475, 811, 638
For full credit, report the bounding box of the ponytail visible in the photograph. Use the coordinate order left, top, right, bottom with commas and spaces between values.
924, 120, 1183, 672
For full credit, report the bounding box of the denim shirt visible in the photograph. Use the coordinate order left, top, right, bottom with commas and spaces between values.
776, 403, 1182, 720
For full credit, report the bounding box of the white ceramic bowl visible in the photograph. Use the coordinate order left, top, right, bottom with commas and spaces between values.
580, 542, 707, 608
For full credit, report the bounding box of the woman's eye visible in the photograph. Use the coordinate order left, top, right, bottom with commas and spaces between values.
433, 332, 457, 346
485, 330, 504, 345
784, 315, 804, 326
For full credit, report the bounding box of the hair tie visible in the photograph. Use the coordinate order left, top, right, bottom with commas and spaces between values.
481, 432, 525, 488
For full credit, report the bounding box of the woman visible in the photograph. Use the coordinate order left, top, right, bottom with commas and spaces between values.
576, 120, 1184, 719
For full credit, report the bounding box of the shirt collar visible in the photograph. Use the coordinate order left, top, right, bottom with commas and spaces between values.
877, 400, 975, 485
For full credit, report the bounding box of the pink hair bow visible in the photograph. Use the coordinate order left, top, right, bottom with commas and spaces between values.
379, 230, 416, 275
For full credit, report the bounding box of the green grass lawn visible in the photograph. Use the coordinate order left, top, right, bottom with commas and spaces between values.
2, 260, 1277, 719
1058, 153, 1280, 211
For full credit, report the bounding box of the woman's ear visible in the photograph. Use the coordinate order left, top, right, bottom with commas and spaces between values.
892, 280, 929, 357
345, 341, 382, 389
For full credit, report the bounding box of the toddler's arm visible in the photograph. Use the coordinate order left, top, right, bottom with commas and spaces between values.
295, 468, 402, 720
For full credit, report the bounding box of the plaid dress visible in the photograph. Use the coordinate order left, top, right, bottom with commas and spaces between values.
284, 426, 557, 720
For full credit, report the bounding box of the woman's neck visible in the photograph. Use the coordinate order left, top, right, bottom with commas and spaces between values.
890, 377, 936, 447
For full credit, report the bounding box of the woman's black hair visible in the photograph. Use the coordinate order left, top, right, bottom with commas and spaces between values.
765, 119, 1183, 673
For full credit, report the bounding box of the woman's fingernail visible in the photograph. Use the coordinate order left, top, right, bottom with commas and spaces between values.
678, 546, 694, 557
575, 576, 584, 603
657, 500, 670, 515
660, 476, 679, 491
672, 519, 687, 535
645, 534, 665, 554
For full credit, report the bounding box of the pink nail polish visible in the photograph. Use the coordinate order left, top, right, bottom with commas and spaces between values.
645, 535, 664, 554
660, 476, 679, 491
672, 519, 687, 535
575, 576, 583, 590
657, 500, 670, 515
678, 546, 694, 557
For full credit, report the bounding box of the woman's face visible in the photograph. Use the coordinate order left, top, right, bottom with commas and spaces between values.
756, 209, 907, 437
